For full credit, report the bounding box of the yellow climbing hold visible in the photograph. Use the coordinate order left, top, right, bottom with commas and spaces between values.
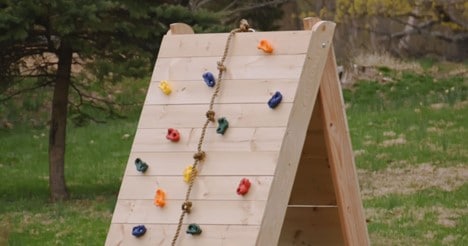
183, 165, 195, 183
159, 80, 172, 95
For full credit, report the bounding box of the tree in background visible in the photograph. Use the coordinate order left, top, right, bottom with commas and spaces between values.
336, 0, 468, 58
0, 0, 287, 202
290, 0, 467, 61
0, 0, 221, 201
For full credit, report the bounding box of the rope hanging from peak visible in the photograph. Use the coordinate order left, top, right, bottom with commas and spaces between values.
170, 19, 253, 246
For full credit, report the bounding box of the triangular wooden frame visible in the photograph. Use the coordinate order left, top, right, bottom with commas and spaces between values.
106, 17, 369, 245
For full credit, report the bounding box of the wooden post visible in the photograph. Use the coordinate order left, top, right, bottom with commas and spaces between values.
304, 18, 370, 245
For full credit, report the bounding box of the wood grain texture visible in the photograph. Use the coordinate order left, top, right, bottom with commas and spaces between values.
138, 103, 293, 129
158, 31, 312, 57
278, 206, 344, 245
111, 200, 266, 225
288, 155, 336, 205
256, 21, 336, 246
106, 224, 260, 246
117, 176, 272, 201
124, 151, 279, 176
131, 127, 286, 153
144, 79, 298, 105
168, 23, 194, 35
151, 55, 306, 82
319, 48, 370, 245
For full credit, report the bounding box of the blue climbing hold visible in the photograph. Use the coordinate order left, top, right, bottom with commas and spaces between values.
268, 91, 283, 109
202, 72, 216, 87
135, 158, 148, 173
132, 225, 147, 237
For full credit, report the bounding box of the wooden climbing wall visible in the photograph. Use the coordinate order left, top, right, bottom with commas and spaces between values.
106, 19, 369, 246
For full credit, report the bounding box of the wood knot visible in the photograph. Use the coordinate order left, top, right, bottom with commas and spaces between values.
239, 19, 250, 32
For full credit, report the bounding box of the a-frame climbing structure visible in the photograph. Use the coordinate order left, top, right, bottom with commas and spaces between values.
106, 17, 369, 245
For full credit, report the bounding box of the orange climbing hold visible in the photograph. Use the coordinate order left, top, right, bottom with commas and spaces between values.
154, 189, 166, 207
159, 80, 172, 95
257, 39, 273, 53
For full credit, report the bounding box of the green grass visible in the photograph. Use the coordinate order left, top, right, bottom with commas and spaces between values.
0, 68, 467, 245
344, 71, 467, 245
0, 119, 137, 245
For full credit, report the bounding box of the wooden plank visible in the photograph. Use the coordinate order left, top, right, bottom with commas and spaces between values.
288, 156, 336, 205
278, 207, 344, 245
138, 103, 293, 129
118, 176, 272, 200
131, 128, 286, 153
256, 21, 336, 246
111, 200, 266, 225
124, 152, 279, 176
300, 130, 327, 157
144, 79, 298, 105
319, 48, 370, 245
106, 224, 260, 246
289, 95, 336, 205
151, 55, 306, 82
169, 23, 194, 35
158, 31, 312, 57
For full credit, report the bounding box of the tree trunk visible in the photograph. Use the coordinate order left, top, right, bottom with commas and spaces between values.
49, 42, 72, 201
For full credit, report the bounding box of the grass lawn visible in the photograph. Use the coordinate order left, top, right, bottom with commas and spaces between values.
0, 68, 467, 245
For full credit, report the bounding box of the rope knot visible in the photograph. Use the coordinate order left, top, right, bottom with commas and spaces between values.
181, 201, 193, 213
193, 151, 206, 161
206, 110, 215, 122
239, 19, 250, 32
217, 61, 226, 72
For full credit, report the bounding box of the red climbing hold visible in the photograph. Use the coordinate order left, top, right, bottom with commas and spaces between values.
166, 128, 180, 142
237, 178, 251, 196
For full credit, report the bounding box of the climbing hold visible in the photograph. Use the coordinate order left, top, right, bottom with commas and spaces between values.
132, 225, 147, 237
202, 72, 216, 87
183, 165, 196, 183
159, 80, 172, 95
186, 223, 202, 235
268, 91, 283, 109
154, 189, 166, 207
257, 39, 273, 53
181, 201, 192, 213
216, 117, 229, 135
237, 178, 251, 196
166, 128, 180, 142
134, 158, 148, 173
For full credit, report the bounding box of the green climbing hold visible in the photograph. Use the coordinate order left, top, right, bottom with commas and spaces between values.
135, 158, 148, 173
216, 117, 229, 135
186, 223, 202, 235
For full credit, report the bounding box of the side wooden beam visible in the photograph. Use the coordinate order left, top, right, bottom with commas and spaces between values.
319, 46, 370, 246
256, 21, 336, 246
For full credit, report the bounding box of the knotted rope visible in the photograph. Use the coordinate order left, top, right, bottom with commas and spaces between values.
171, 19, 252, 246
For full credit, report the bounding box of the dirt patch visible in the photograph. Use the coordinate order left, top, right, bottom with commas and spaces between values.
359, 163, 468, 199
365, 206, 466, 245
380, 134, 406, 147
